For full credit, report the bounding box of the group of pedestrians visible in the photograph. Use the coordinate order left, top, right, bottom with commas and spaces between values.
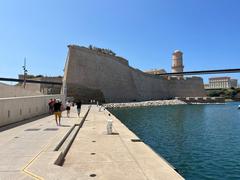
48, 98, 64, 126
48, 99, 82, 126
65, 101, 82, 118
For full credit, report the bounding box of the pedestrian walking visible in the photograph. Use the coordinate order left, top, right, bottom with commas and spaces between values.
66, 101, 71, 117
54, 99, 62, 126
76, 101, 82, 117
48, 98, 54, 114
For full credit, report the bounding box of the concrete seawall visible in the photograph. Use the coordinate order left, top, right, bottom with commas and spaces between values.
63, 45, 206, 103
0, 94, 64, 127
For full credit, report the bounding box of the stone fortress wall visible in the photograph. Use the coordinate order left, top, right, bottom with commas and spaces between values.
63, 45, 206, 103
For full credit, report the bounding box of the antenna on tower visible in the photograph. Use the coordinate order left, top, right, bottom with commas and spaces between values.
22, 57, 28, 88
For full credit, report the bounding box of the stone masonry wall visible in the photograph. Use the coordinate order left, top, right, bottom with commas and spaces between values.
63, 45, 206, 103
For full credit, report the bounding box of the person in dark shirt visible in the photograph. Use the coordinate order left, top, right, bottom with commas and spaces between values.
48, 98, 54, 114
76, 101, 82, 117
54, 99, 62, 126
66, 101, 71, 117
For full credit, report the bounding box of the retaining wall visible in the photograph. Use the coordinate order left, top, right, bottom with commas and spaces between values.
0, 94, 64, 127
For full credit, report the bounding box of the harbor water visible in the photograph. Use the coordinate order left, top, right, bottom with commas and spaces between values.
110, 102, 240, 180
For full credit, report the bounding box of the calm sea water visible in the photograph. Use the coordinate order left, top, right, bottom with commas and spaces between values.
110, 102, 240, 180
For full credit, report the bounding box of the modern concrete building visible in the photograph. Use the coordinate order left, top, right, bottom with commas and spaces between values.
208, 77, 238, 89
172, 50, 184, 77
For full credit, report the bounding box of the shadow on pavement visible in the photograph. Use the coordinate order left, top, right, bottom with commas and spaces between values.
0, 113, 51, 132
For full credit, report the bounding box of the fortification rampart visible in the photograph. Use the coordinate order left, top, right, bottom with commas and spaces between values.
63, 45, 205, 102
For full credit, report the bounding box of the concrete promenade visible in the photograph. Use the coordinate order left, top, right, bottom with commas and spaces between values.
0, 105, 184, 180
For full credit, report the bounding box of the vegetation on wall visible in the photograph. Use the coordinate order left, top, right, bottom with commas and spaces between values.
88, 45, 116, 56
36, 75, 44, 78
207, 88, 240, 99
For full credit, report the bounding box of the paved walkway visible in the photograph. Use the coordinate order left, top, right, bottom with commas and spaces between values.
0, 105, 184, 180
0, 106, 87, 180
63, 105, 184, 180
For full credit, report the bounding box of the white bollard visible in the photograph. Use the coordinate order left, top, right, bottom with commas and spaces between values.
107, 119, 113, 135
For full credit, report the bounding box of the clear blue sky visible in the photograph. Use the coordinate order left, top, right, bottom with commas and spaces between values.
0, 0, 239, 83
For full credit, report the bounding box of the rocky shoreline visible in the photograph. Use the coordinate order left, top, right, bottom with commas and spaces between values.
104, 99, 187, 109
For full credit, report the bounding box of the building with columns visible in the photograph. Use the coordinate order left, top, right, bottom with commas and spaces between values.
208, 77, 238, 89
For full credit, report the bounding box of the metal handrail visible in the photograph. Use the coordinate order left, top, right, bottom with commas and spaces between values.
0, 77, 62, 85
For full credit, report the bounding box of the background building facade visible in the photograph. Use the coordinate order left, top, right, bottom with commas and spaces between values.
208, 77, 238, 89
230, 79, 238, 88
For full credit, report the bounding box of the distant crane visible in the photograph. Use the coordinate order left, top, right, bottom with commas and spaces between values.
22, 57, 28, 88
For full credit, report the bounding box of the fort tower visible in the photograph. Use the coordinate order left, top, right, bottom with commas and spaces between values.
172, 50, 184, 77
